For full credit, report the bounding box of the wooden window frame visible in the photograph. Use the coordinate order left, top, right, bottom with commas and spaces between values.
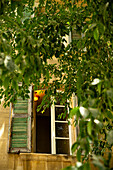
51, 91, 72, 155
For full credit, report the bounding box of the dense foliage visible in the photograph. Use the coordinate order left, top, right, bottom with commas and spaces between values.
0, 0, 113, 169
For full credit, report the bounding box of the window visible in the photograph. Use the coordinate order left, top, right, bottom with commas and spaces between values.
8, 87, 76, 154
34, 90, 71, 154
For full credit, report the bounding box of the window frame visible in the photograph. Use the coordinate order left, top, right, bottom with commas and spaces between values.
51, 91, 72, 155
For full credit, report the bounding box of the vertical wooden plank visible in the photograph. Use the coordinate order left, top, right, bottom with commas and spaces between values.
28, 85, 32, 152
7, 103, 12, 152
68, 105, 72, 155
51, 98, 56, 154
72, 93, 78, 147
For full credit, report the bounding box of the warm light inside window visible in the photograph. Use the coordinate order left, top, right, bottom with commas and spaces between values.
34, 90, 45, 102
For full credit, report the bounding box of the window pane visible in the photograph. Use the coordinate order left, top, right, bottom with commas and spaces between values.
56, 139, 69, 154
36, 108, 51, 154
55, 107, 67, 121
35, 90, 51, 154
55, 122, 69, 137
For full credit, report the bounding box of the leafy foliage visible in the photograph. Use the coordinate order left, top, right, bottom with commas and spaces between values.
0, 0, 113, 169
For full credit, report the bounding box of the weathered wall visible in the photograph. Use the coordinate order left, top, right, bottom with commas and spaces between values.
0, 101, 14, 170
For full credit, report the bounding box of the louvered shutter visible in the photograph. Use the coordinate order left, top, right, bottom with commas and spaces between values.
8, 86, 32, 153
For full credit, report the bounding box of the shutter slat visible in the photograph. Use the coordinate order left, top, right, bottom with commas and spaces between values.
14, 110, 28, 114
12, 131, 27, 134
12, 135, 27, 139
12, 139, 27, 142
12, 144, 27, 148
13, 117, 27, 122
14, 107, 28, 110
14, 103, 28, 107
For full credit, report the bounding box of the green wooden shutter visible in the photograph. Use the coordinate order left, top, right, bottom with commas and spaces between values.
8, 86, 32, 153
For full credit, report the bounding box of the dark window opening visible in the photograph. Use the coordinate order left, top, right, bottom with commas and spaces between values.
34, 90, 51, 154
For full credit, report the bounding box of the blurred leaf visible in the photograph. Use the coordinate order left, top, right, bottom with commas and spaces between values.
107, 130, 113, 145
3, 77, 10, 89
4, 56, 15, 72
83, 162, 90, 170
12, 79, 18, 90
106, 110, 113, 119
71, 142, 79, 153
24, 73, 29, 85
94, 28, 99, 41
98, 83, 101, 94
77, 148, 81, 162
69, 107, 80, 118
76, 162, 83, 168
87, 120, 92, 136
88, 23, 97, 30
92, 155, 105, 170
106, 89, 113, 99
92, 160, 105, 170
94, 119, 103, 128
91, 78, 101, 85
0, 69, 2, 75
79, 107, 89, 118
0, 58, 4, 65
89, 108, 99, 118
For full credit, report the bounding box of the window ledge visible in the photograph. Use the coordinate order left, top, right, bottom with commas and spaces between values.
20, 153, 76, 162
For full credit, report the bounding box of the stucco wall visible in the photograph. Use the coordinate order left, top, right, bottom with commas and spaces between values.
0, 101, 14, 170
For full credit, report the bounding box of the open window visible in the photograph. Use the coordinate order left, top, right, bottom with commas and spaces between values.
34, 90, 71, 155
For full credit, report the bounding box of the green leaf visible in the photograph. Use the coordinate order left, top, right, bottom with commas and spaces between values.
94, 28, 99, 41
24, 73, 30, 85
83, 162, 90, 170
97, 83, 101, 94
77, 148, 81, 162
71, 142, 79, 153
12, 79, 18, 90
3, 77, 10, 89
69, 107, 80, 118
88, 23, 97, 30
0, 69, 2, 76
87, 120, 92, 136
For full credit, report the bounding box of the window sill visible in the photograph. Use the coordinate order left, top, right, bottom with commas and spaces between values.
20, 153, 76, 162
